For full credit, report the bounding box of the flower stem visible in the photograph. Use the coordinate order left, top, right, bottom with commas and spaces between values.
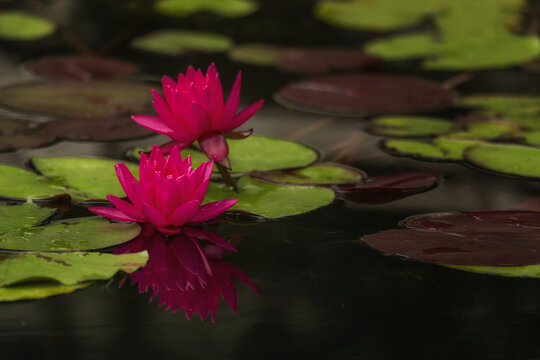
216, 163, 238, 192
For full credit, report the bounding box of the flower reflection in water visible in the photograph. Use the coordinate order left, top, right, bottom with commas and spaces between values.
114, 225, 259, 321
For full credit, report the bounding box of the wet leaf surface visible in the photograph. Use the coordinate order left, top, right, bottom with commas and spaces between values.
154, 0, 259, 18
250, 162, 365, 186
0, 251, 147, 286
363, 210, 540, 267
131, 29, 232, 56
368, 116, 454, 137
0, 11, 55, 41
43, 117, 153, 141
274, 74, 455, 116
205, 177, 335, 219
0, 203, 141, 251
27, 55, 139, 80
0, 164, 67, 200
229, 44, 380, 73
0, 282, 91, 302
0, 81, 154, 118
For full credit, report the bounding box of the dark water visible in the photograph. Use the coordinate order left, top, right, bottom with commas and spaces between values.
2, 1, 540, 359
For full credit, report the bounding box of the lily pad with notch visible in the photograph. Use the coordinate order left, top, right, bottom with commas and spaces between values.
274, 74, 456, 116
0, 203, 141, 251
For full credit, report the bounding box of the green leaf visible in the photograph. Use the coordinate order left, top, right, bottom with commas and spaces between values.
0, 11, 55, 41
0, 203, 141, 251
447, 120, 518, 140
134, 136, 319, 174
459, 95, 540, 117
432, 137, 483, 160
0, 163, 66, 200
228, 43, 286, 66
131, 29, 232, 56
383, 138, 483, 161
0, 282, 91, 302
154, 0, 258, 17
251, 162, 365, 186
369, 116, 454, 137
465, 143, 540, 179
205, 177, 335, 218
0, 251, 148, 286
448, 264, 540, 278
32, 157, 139, 201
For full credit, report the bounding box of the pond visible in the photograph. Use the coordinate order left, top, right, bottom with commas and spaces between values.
2, 1, 540, 359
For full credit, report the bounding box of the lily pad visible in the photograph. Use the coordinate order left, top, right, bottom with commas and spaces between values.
447, 119, 519, 140
382, 138, 484, 162
0, 11, 55, 41
0, 282, 91, 302
464, 143, 540, 179
0, 203, 141, 251
229, 44, 380, 73
0, 81, 154, 118
27, 55, 139, 80
205, 176, 335, 219
0, 164, 67, 200
274, 74, 455, 116
337, 172, 439, 205
0, 251, 148, 286
43, 117, 153, 141
131, 30, 232, 56
368, 116, 454, 137
250, 162, 365, 186
0, 117, 55, 151
363, 210, 540, 268
154, 0, 258, 18
133, 135, 320, 174
32, 157, 140, 201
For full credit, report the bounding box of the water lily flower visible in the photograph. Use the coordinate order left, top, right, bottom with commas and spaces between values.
89, 144, 238, 234
131, 63, 264, 169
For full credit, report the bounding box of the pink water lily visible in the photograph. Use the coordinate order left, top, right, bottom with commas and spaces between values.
131, 63, 264, 168
89, 144, 238, 234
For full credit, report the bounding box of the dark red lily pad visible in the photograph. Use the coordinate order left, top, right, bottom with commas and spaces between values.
337, 172, 439, 204
43, 116, 153, 141
0, 117, 55, 151
274, 74, 456, 116
27, 55, 139, 81
0, 81, 154, 118
363, 210, 540, 266
277, 49, 380, 73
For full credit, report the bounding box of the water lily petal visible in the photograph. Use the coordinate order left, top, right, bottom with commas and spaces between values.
107, 195, 145, 222
199, 132, 229, 162
115, 163, 139, 204
168, 199, 201, 226
218, 71, 242, 128
184, 227, 237, 252
221, 99, 265, 132
169, 233, 211, 284
131, 115, 174, 135
141, 203, 169, 227
190, 199, 238, 223
88, 206, 138, 222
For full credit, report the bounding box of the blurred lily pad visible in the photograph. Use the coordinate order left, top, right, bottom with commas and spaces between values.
0, 81, 154, 118
0, 117, 55, 151
464, 143, 540, 179
250, 162, 365, 186
154, 0, 258, 17
274, 74, 455, 116
43, 117, 153, 141
0, 203, 141, 251
368, 116, 454, 137
0, 163, 67, 200
0, 11, 55, 41
0, 251, 148, 286
0, 282, 91, 302
229, 44, 380, 73
27, 55, 139, 80
131, 29, 232, 56
315, 0, 540, 70
133, 135, 320, 173
205, 176, 335, 219
363, 211, 540, 270
32, 157, 140, 201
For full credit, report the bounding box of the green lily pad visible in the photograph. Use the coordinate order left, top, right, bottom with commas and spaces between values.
0, 11, 55, 41
32, 157, 139, 201
369, 116, 454, 137
459, 95, 540, 117
0, 282, 91, 302
154, 0, 258, 17
382, 138, 483, 161
448, 264, 540, 278
0, 81, 154, 118
432, 137, 483, 160
133, 136, 319, 174
0, 203, 141, 251
131, 29, 232, 56
464, 143, 540, 179
229, 43, 287, 66
447, 120, 519, 140
0, 251, 148, 286
0, 164, 67, 200
205, 176, 335, 219
315, 0, 540, 70
250, 162, 365, 186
